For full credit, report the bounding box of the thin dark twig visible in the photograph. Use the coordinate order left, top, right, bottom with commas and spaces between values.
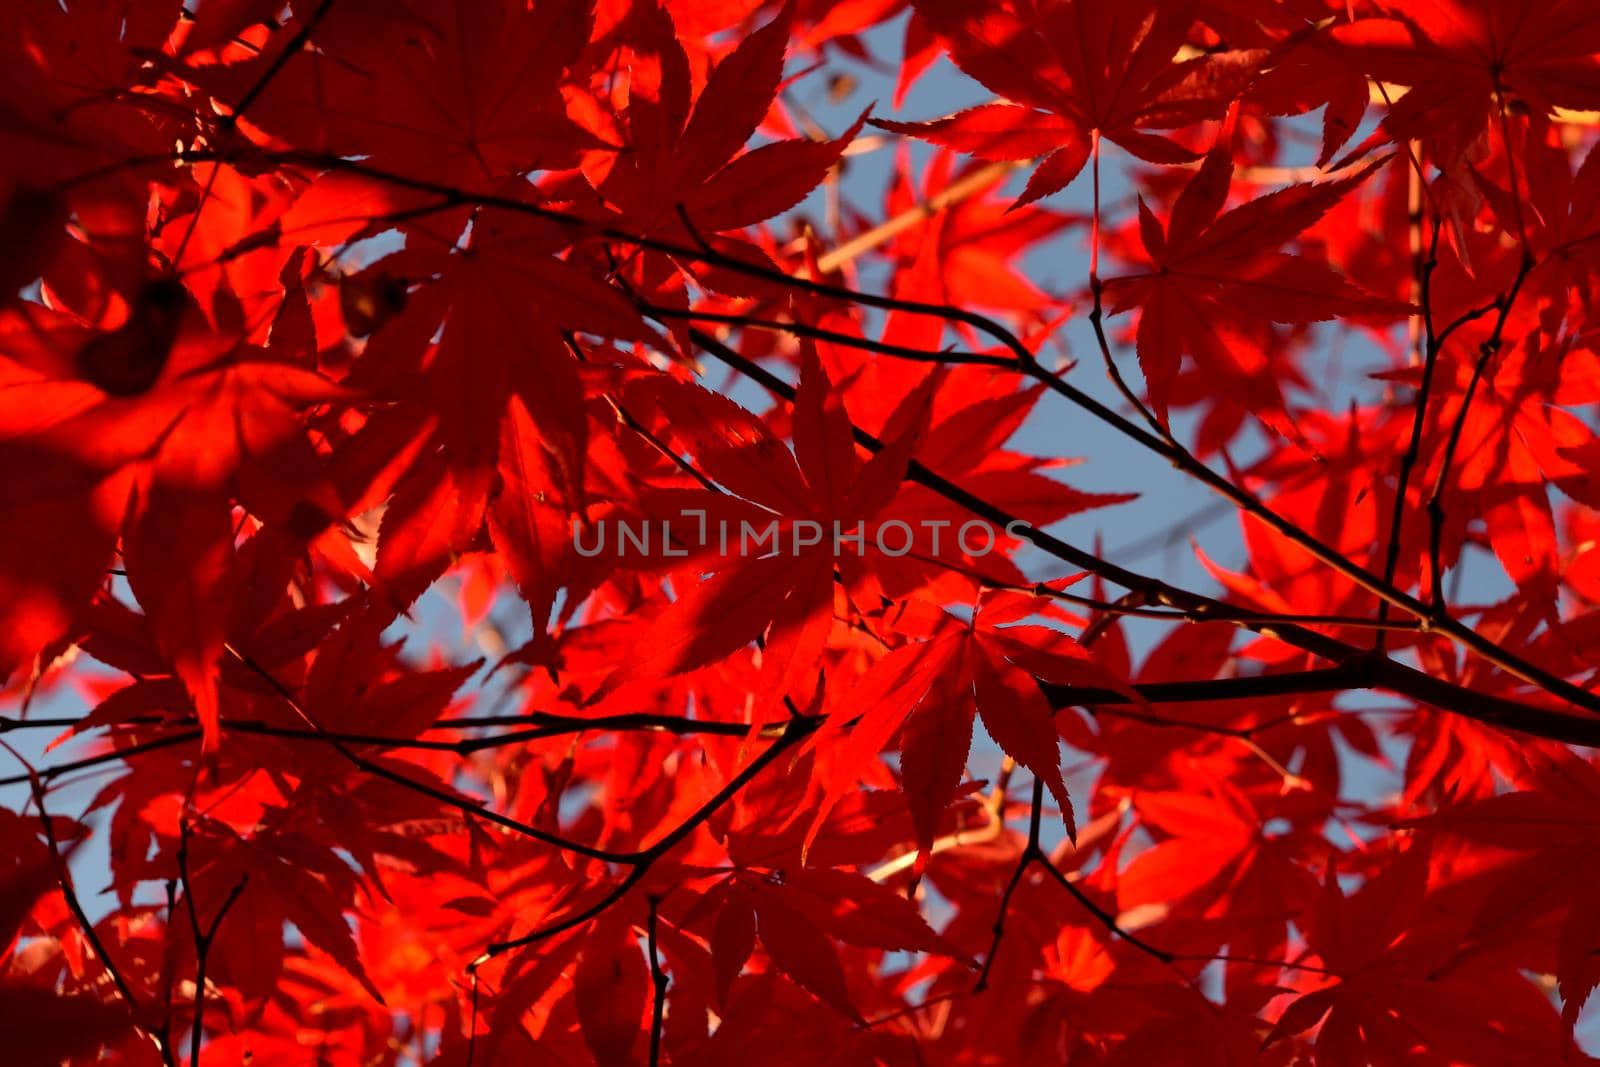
223, 645, 635, 863
977, 775, 1176, 982
973, 778, 1041, 993
1421, 94, 1535, 609
1034, 853, 1176, 965
3, 745, 172, 1064
979, 775, 1339, 1002
643, 304, 1016, 369
647, 896, 668, 1066
157, 875, 181, 1062
0, 710, 767, 742
170, 162, 223, 272
908, 547, 1423, 632
679, 292, 1597, 719
1375, 218, 1443, 646
225, 0, 338, 125
1424, 255, 1532, 609
172, 0, 337, 268
0, 730, 201, 788
179, 821, 246, 1067
470, 715, 820, 966
1088, 131, 1166, 437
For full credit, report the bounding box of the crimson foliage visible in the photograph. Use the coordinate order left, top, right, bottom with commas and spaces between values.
3, 1, 1600, 1064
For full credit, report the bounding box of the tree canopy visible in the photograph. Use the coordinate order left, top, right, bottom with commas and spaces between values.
3, 1, 1600, 1064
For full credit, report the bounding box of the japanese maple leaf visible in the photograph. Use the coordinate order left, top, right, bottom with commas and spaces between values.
1566, 506, 1600, 606
708, 866, 952, 1019
1244, 30, 1376, 170
1412, 751, 1600, 1034
0, 0, 184, 190
1105, 150, 1412, 429
207, 0, 599, 190
596, 352, 931, 714
1331, 0, 1600, 169
1406, 333, 1600, 602
799, 342, 1132, 598
880, 151, 1080, 315
180, 821, 390, 1005
1268, 848, 1577, 1064
356, 206, 653, 611
1482, 128, 1600, 323
0, 292, 352, 743
0, 831, 136, 1066
1107, 984, 1306, 1067
876, 0, 1263, 206
1116, 786, 1322, 998
1196, 409, 1427, 651
807, 589, 1135, 873
587, 4, 863, 237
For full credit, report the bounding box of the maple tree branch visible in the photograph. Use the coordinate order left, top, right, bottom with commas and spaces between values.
11, 757, 167, 1063
640, 304, 1019, 369
651, 300, 1439, 633
978, 596, 1169, 991
61, 656, 809, 985
902, 547, 1424, 634
436, 710, 779, 736
0, 668, 1414, 807
177, 822, 246, 1067
171, 162, 224, 271
1087, 705, 1310, 788
592, 379, 723, 494
647, 896, 668, 1067
1418, 96, 1534, 611
157, 875, 182, 1067
223, 645, 639, 864
470, 715, 821, 967
464, 970, 481, 1067
164, 0, 340, 280
0, 729, 202, 788
1034, 848, 1177, 966
856, 991, 962, 1031
1376, 217, 1443, 645
0, 709, 774, 743
1367, 112, 1517, 628
972, 777, 1036, 993
154, 145, 1600, 719
222, 0, 337, 128
1087, 130, 1166, 437
1378, 275, 1506, 630
1425, 253, 1535, 609
685, 326, 1600, 746
1083, 698, 1345, 740
1002, 781, 1341, 986
636, 230, 1596, 719
978, 776, 1178, 987
1081, 272, 1445, 634
762, 231, 1594, 710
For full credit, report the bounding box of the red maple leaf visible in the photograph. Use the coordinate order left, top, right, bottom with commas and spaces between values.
877, 0, 1263, 205
1105, 149, 1412, 429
